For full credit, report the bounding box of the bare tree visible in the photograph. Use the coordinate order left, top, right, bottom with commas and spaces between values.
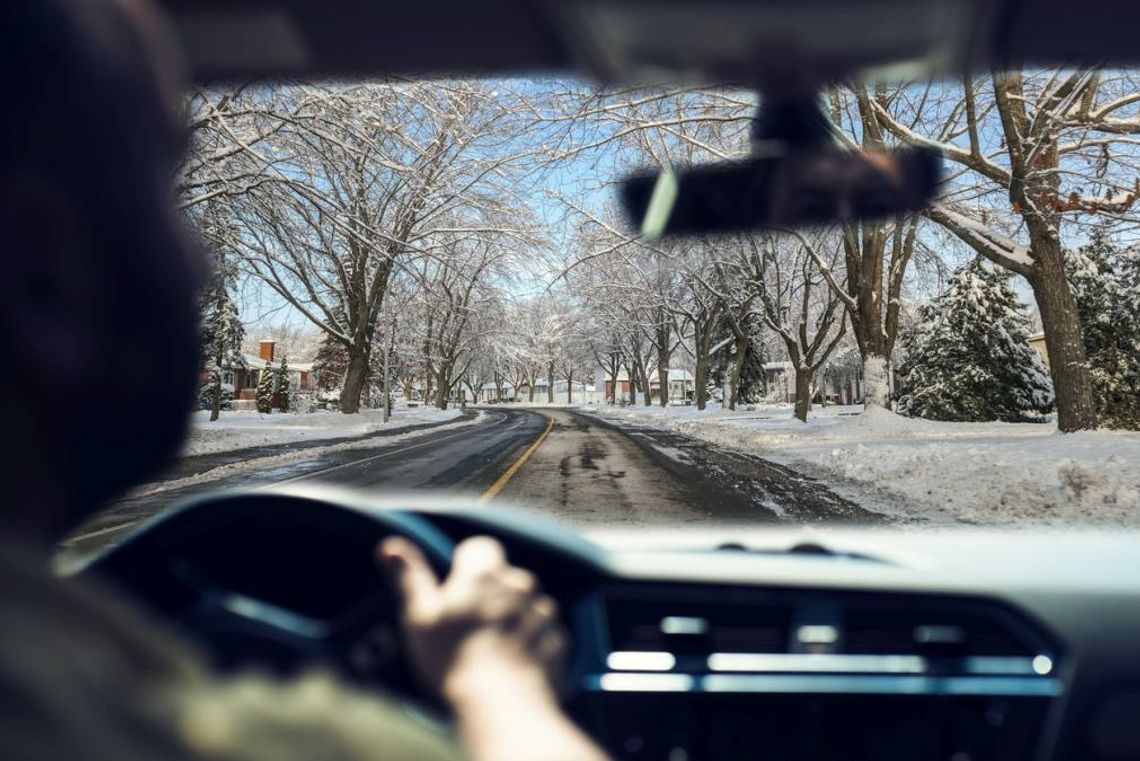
736, 233, 849, 421
207, 81, 532, 413
865, 70, 1140, 430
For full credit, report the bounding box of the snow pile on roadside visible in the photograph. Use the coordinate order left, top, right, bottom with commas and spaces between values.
595, 404, 1140, 526
183, 404, 465, 457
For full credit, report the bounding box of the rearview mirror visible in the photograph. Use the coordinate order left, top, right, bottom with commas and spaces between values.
620, 146, 942, 237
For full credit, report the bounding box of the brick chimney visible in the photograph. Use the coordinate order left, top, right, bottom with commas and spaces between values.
259, 340, 276, 362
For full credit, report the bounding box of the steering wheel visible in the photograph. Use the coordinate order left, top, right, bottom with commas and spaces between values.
80, 486, 455, 705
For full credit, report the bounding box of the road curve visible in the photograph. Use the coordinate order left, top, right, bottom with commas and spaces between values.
62, 405, 882, 561
63, 408, 546, 556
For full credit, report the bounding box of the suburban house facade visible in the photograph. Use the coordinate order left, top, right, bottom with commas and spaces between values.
213, 340, 314, 409
478, 378, 601, 404
763, 354, 867, 406
596, 366, 696, 404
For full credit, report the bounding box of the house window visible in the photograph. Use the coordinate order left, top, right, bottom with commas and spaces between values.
222, 371, 235, 386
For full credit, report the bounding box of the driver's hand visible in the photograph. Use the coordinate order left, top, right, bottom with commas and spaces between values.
377, 536, 566, 704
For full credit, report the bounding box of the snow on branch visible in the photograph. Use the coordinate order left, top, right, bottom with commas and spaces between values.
925, 204, 1034, 277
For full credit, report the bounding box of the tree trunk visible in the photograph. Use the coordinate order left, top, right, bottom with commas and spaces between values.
793, 366, 813, 422
434, 366, 450, 410
862, 353, 890, 409
209, 365, 222, 422
694, 358, 709, 410
657, 357, 669, 407
340, 348, 370, 414
566, 373, 573, 403
1031, 244, 1097, 431
547, 362, 555, 403
727, 336, 749, 411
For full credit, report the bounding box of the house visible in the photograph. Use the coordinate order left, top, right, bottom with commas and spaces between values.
481, 380, 517, 403
594, 366, 695, 404
1028, 332, 1050, 367
597, 368, 632, 399
220, 340, 314, 409
763, 356, 867, 406
648, 368, 694, 403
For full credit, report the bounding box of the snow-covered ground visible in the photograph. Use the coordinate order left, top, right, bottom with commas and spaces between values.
183, 404, 464, 457
592, 403, 1140, 526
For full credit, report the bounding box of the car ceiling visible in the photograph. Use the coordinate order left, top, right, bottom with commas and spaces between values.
160, 0, 1140, 85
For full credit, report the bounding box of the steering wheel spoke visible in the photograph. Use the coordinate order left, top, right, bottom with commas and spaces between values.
82, 487, 454, 704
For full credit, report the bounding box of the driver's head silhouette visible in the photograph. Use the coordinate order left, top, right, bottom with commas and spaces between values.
0, 0, 205, 542
0, 7, 596, 761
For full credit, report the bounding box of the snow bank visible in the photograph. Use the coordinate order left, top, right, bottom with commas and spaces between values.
183, 404, 465, 457
594, 404, 1140, 526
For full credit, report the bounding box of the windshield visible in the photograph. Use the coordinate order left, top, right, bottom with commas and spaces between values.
63, 72, 1140, 558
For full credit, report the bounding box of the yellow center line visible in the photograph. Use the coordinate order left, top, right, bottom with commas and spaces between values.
480, 413, 554, 503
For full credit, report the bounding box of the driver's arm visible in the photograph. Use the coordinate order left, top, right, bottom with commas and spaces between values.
379, 536, 611, 761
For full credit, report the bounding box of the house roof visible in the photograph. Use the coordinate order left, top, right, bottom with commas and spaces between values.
231, 354, 313, 372
648, 368, 694, 383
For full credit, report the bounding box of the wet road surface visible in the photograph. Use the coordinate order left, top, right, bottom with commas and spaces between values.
497, 409, 881, 528
62, 406, 884, 559
63, 409, 544, 556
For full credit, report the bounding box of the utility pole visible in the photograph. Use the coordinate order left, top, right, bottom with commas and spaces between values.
382, 321, 393, 423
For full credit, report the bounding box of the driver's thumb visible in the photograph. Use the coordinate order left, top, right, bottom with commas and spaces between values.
377, 537, 440, 613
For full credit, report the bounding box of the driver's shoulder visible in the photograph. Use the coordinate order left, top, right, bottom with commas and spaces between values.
0, 544, 461, 761
174, 670, 461, 761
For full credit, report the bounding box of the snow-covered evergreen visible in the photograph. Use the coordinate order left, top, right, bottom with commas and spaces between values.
199, 274, 246, 421
313, 331, 349, 396
1066, 231, 1140, 430
274, 355, 291, 413
256, 359, 275, 414
897, 258, 1054, 423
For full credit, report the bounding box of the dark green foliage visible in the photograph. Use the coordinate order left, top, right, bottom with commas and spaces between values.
198, 263, 246, 420
274, 355, 291, 412
1066, 230, 1140, 430
897, 258, 1054, 422
256, 359, 274, 414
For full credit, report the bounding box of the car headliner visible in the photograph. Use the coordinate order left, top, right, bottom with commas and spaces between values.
158, 0, 1140, 84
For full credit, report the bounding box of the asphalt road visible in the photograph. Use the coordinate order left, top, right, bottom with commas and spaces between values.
61, 406, 883, 560
496, 409, 881, 527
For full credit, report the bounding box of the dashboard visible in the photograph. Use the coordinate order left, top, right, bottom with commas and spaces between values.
82, 490, 1140, 761
418, 509, 1140, 761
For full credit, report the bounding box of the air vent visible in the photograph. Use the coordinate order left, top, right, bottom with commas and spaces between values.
844, 605, 1036, 657
605, 597, 792, 656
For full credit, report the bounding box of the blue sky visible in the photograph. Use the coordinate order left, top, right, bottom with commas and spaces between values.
233, 74, 1139, 341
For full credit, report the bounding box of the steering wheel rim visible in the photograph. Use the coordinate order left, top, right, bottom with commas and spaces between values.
82, 486, 456, 702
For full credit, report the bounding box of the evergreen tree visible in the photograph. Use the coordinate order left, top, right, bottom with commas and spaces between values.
313, 331, 350, 408
274, 355, 291, 413
1066, 231, 1140, 429
897, 258, 1054, 422
736, 332, 769, 403
256, 359, 275, 414
709, 329, 768, 405
199, 272, 246, 422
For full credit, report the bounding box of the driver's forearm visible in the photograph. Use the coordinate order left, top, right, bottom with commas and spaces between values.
447, 671, 611, 761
